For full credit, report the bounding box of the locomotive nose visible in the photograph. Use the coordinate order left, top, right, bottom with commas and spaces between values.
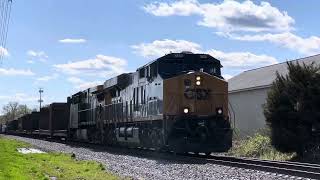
182, 73, 213, 116
195, 126, 209, 142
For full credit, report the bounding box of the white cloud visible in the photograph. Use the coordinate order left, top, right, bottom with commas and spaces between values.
0, 46, 9, 57
223, 74, 233, 80
59, 38, 87, 44
0, 68, 35, 76
54, 54, 127, 78
144, 0, 294, 33
132, 39, 278, 69
144, 1, 320, 55
27, 50, 48, 62
144, 0, 201, 16
67, 77, 102, 90
218, 32, 320, 56
131, 39, 201, 57
67, 77, 83, 84
0, 93, 38, 102
27, 60, 35, 64
206, 49, 278, 69
36, 73, 59, 82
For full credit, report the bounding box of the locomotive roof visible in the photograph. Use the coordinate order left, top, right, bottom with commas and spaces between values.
136, 52, 222, 71
69, 52, 222, 96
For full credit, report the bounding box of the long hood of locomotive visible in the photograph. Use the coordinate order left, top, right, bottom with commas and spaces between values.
163, 72, 228, 118
69, 70, 228, 124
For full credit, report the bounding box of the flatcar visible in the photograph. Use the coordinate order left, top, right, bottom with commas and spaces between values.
68, 52, 232, 154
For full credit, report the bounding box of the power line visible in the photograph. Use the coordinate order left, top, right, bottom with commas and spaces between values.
0, 0, 12, 65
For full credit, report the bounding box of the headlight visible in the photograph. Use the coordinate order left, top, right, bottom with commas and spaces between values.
183, 108, 189, 114
216, 107, 223, 115
196, 81, 201, 86
196, 76, 201, 81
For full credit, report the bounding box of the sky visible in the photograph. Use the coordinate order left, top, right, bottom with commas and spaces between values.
1, 0, 320, 111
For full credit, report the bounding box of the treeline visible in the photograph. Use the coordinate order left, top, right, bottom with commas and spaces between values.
0, 102, 34, 124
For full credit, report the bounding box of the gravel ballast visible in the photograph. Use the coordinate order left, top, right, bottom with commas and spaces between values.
6, 135, 311, 180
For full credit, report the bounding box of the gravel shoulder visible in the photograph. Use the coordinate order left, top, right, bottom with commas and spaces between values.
6, 135, 309, 180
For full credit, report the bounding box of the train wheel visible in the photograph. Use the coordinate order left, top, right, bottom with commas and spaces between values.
141, 128, 150, 147
151, 129, 163, 151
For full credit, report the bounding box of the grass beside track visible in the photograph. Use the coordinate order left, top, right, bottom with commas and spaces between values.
229, 133, 296, 161
0, 136, 118, 180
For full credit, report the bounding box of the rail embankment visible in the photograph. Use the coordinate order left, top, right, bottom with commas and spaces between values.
0, 135, 118, 180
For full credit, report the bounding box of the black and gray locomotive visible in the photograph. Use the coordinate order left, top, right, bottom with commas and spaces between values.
6, 52, 233, 154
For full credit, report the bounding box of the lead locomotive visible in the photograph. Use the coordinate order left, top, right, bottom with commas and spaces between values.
68, 52, 232, 154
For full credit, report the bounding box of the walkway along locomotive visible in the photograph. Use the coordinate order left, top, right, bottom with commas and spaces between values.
68, 52, 232, 154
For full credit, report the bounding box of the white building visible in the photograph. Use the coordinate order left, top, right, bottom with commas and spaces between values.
228, 54, 320, 137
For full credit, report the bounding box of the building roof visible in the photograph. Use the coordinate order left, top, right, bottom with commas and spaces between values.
228, 54, 320, 93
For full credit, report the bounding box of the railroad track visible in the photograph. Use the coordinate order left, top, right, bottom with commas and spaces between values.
184, 154, 320, 179
6, 134, 320, 179
82, 142, 320, 179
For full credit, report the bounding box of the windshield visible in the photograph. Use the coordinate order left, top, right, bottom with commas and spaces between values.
158, 57, 221, 79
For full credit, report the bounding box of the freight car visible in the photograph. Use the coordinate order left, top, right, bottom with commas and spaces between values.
0, 124, 5, 133
14, 112, 40, 135
68, 52, 232, 154
6, 119, 18, 134
39, 103, 69, 138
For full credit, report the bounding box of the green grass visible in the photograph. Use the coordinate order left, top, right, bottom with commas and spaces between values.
0, 136, 119, 180
229, 133, 296, 161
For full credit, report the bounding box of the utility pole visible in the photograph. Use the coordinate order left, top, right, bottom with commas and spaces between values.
38, 88, 44, 111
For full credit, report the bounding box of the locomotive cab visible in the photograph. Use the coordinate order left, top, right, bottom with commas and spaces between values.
161, 53, 232, 153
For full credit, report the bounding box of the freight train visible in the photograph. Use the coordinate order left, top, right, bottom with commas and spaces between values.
4, 52, 232, 154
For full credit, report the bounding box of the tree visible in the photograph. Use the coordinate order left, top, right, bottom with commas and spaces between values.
1, 102, 32, 123
264, 62, 320, 155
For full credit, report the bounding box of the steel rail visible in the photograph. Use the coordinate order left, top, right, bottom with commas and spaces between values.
5, 134, 320, 179
184, 154, 320, 179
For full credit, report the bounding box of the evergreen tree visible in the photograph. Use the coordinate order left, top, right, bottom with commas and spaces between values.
264, 62, 320, 155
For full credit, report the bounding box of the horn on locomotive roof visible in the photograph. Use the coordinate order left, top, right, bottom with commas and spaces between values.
181, 51, 194, 54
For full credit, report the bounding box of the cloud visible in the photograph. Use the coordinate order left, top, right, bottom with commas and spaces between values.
132, 39, 278, 69
54, 54, 127, 78
27, 60, 35, 64
27, 50, 48, 62
0, 93, 38, 102
217, 32, 320, 55
144, 1, 320, 55
144, 0, 294, 33
144, 0, 201, 16
223, 74, 233, 80
36, 73, 59, 82
67, 77, 83, 84
206, 49, 278, 69
59, 38, 87, 44
67, 77, 102, 90
0, 68, 35, 76
131, 39, 201, 57
0, 46, 9, 57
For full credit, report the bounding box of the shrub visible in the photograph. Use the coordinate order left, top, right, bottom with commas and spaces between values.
264, 62, 320, 155
230, 133, 295, 160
